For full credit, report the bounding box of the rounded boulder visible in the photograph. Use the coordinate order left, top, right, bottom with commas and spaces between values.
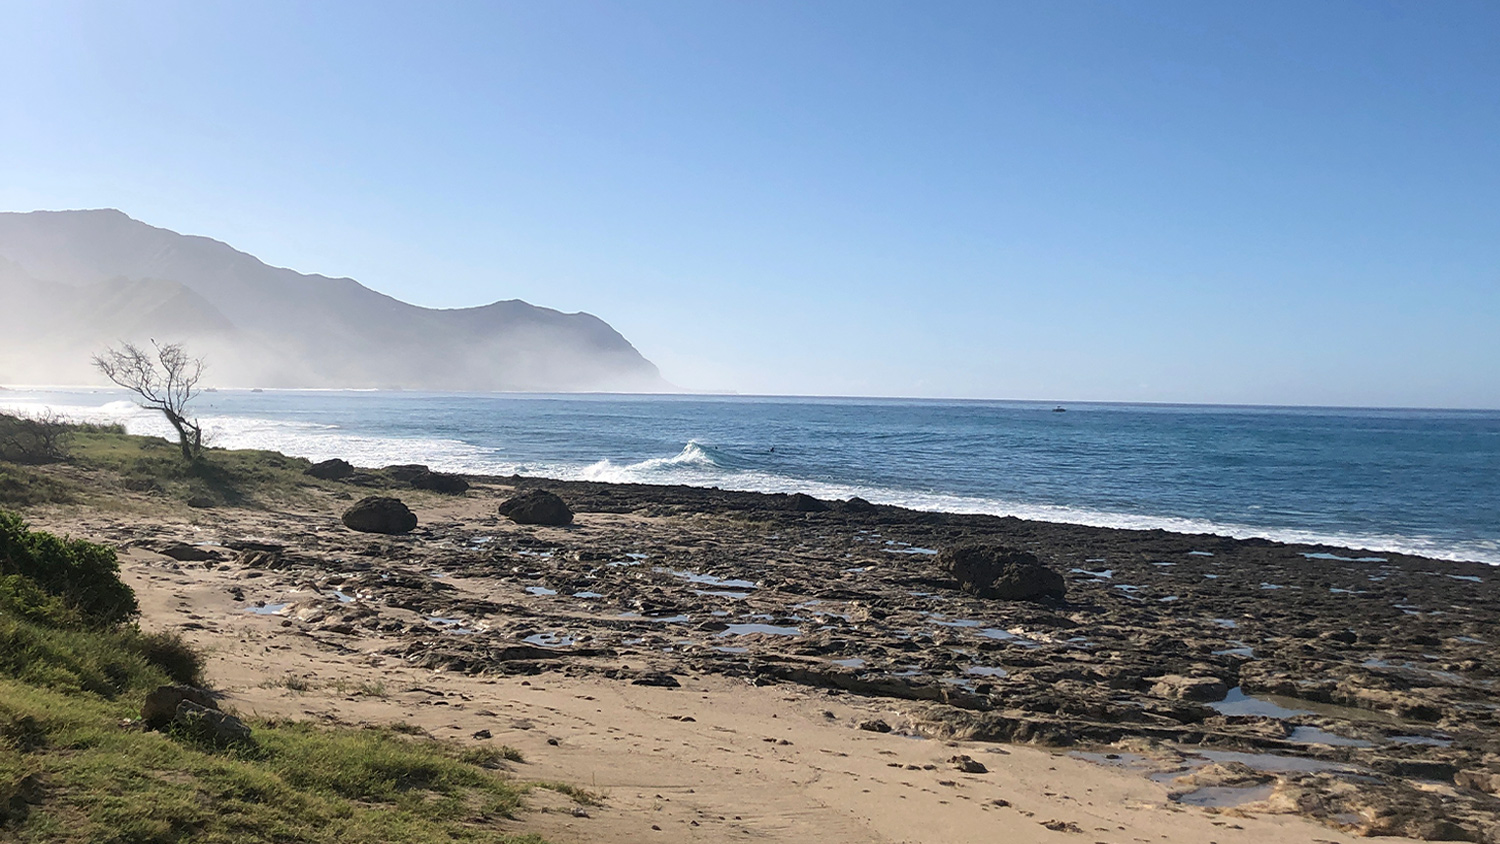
342, 496, 418, 534
304, 458, 355, 480
497, 489, 573, 526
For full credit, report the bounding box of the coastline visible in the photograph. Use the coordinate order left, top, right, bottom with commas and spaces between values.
15, 453, 1500, 842
5, 388, 1496, 566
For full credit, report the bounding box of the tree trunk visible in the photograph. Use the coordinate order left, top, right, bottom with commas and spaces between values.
164, 411, 195, 461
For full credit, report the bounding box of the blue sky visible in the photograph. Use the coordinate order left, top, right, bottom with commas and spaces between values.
2, 0, 1497, 406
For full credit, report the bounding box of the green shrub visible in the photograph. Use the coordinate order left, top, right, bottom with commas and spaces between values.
0, 412, 70, 463
0, 573, 78, 627
0, 510, 137, 625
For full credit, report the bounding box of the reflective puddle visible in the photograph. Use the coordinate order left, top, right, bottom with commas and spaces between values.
721, 623, 800, 637
1173, 784, 1275, 808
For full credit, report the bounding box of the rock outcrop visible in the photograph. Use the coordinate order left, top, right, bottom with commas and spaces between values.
935, 542, 1065, 603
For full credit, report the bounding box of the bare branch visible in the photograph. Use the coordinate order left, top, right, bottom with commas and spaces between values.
92, 340, 207, 461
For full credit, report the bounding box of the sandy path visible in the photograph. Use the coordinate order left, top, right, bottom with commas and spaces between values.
112, 544, 1403, 844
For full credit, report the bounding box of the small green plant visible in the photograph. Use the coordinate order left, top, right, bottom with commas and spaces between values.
329, 678, 388, 697
259, 674, 313, 692
530, 781, 602, 806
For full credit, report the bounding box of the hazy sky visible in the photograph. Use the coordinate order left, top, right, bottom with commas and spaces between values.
2, 1, 1497, 407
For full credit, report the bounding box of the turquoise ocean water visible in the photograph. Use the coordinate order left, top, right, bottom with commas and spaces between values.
5, 389, 1497, 564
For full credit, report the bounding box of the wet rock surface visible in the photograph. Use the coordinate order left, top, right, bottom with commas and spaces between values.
100, 474, 1500, 841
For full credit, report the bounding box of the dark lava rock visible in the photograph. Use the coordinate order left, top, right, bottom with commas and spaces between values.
157, 543, 219, 562
142, 684, 218, 730
498, 490, 574, 526
186, 494, 215, 509
631, 672, 681, 688
950, 755, 988, 774
786, 492, 829, 512
935, 542, 1065, 603
342, 496, 418, 534
858, 719, 893, 733
382, 464, 430, 483
841, 496, 877, 513
410, 470, 469, 494
304, 458, 355, 480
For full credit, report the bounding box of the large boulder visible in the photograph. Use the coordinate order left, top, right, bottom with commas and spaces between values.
172, 700, 253, 745
304, 458, 355, 480
342, 496, 418, 534
935, 542, 1065, 603
410, 470, 469, 494
142, 684, 218, 729
382, 464, 430, 483
498, 489, 573, 526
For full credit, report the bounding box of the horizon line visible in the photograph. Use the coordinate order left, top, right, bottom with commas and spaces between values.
3, 382, 1497, 414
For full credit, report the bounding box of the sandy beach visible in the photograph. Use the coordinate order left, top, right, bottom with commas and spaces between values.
19, 459, 1499, 843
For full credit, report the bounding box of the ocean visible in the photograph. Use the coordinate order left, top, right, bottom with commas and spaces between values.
4, 388, 1498, 564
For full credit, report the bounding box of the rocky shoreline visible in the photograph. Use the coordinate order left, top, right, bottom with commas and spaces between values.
51, 467, 1500, 841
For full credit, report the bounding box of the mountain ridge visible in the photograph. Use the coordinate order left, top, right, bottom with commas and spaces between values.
0, 209, 665, 391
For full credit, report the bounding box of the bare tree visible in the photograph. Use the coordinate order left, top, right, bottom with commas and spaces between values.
93, 341, 206, 461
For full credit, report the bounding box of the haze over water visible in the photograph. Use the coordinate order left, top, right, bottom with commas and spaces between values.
6, 388, 1498, 565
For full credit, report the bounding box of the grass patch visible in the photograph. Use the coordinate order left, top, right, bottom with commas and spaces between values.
459, 745, 525, 767
0, 680, 548, 843
530, 781, 602, 807
63, 428, 323, 508
0, 463, 79, 507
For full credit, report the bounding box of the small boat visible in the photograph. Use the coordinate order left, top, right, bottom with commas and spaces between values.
1052, 406, 1066, 413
